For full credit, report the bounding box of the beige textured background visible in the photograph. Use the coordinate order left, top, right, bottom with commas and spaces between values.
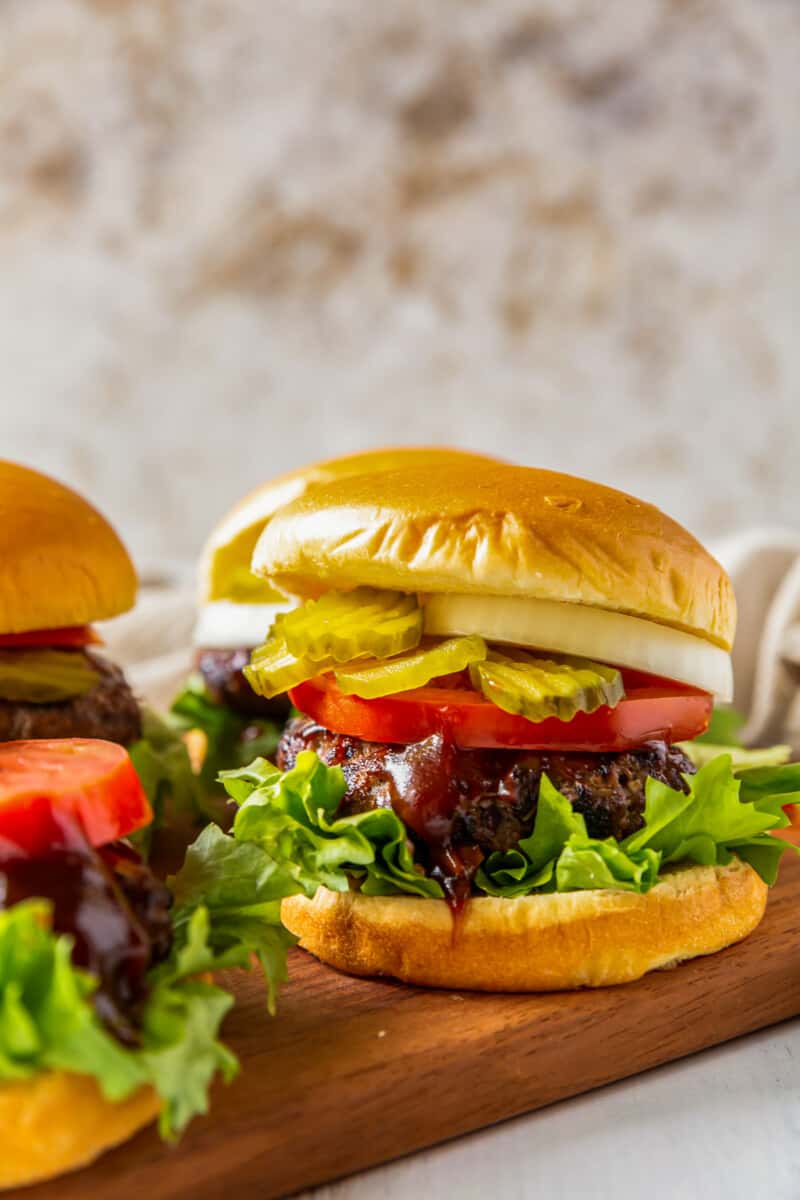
1, 0, 798, 566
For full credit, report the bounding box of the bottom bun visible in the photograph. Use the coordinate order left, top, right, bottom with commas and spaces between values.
281, 858, 767, 991
0, 1071, 159, 1190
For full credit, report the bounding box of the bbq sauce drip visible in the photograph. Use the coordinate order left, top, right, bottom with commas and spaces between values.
376, 735, 476, 909
0, 836, 172, 1045
323, 730, 482, 909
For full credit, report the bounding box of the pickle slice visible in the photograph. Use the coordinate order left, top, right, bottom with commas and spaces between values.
0, 649, 100, 703
335, 635, 488, 699
244, 637, 331, 700
274, 587, 423, 664
469, 651, 624, 724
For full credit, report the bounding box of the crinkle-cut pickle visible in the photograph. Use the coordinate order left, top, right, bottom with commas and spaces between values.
273, 587, 423, 663
335, 635, 488, 699
246, 585, 625, 720
470, 652, 624, 724
0, 648, 100, 703
244, 638, 331, 699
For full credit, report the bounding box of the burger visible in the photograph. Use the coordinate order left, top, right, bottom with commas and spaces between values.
0, 461, 199, 842
217, 460, 799, 990
0, 735, 295, 1188
175, 447, 501, 795
0, 461, 141, 745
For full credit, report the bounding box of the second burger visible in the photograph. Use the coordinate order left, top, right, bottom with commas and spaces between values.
174, 447, 501, 796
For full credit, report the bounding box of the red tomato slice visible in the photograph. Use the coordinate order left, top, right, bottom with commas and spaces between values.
0, 739, 151, 856
0, 626, 101, 648
290, 674, 713, 752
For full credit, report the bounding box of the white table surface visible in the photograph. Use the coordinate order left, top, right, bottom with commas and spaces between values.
304, 1019, 800, 1200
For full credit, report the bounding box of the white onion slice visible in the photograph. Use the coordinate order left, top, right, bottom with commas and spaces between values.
424, 594, 733, 701
194, 601, 293, 649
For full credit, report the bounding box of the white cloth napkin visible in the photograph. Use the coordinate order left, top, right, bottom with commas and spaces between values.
714, 529, 800, 752
101, 538, 800, 754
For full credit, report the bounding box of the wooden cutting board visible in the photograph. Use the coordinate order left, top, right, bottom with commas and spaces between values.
24, 851, 800, 1200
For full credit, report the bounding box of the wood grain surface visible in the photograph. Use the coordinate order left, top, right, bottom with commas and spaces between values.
24, 853, 800, 1200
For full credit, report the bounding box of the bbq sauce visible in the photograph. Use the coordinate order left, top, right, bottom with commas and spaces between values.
285, 723, 490, 909
350, 733, 483, 910
0, 829, 169, 1044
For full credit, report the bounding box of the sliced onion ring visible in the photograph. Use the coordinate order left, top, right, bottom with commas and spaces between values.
423, 593, 733, 701
194, 601, 294, 649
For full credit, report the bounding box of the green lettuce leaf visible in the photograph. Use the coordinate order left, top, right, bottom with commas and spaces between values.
167, 824, 299, 1013
0, 813, 302, 1136
625, 756, 782, 854
737, 761, 800, 809
222, 750, 799, 904
477, 775, 662, 896
138, 977, 237, 1138
475, 776, 583, 895
0, 900, 246, 1138
680, 740, 792, 770
170, 675, 281, 801
130, 677, 283, 853
683, 703, 791, 770
694, 706, 746, 747
0, 901, 144, 1096
128, 706, 206, 854
660, 754, 799, 883
481, 754, 798, 895
221, 751, 443, 899
556, 839, 662, 893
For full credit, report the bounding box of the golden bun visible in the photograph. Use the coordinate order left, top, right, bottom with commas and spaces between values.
0, 1071, 158, 1190
281, 859, 766, 991
200, 446, 502, 604
0, 461, 137, 634
253, 461, 735, 649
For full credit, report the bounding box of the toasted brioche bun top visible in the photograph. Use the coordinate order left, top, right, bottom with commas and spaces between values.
0, 1070, 159, 1189
253, 461, 735, 649
199, 446, 502, 605
0, 461, 137, 634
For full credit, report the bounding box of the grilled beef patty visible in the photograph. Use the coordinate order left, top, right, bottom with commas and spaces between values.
278, 717, 696, 903
0, 650, 141, 745
195, 647, 291, 721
